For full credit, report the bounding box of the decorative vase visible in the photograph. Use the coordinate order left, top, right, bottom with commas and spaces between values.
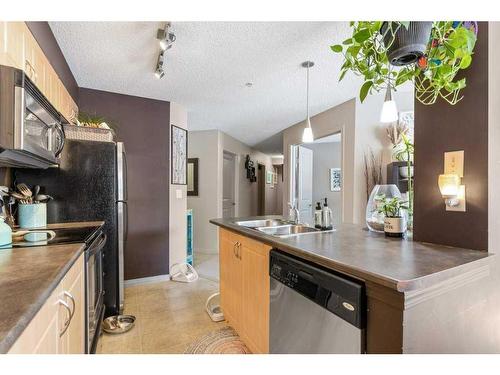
381, 21, 433, 66
384, 217, 407, 238
366, 184, 402, 233
399, 166, 414, 179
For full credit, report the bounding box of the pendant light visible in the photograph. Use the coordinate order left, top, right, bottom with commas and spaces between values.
380, 85, 398, 123
302, 61, 315, 143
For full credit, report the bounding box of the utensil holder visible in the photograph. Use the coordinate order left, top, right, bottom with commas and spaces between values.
18, 202, 47, 233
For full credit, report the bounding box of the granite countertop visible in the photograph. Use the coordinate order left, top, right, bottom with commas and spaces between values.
210, 216, 494, 292
0, 221, 104, 353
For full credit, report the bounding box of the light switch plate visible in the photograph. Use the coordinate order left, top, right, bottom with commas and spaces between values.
444, 150, 464, 177
176, 189, 183, 199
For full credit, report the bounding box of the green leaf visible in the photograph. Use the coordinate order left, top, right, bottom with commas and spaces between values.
342, 38, 353, 45
359, 80, 373, 102
339, 69, 348, 82
330, 44, 343, 53
353, 28, 371, 43
460, 55, 472, 69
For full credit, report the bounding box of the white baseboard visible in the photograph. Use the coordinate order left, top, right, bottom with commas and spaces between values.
124, 274, 170, 287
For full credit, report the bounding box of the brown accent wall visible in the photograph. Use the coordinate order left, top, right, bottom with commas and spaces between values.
413, 23, 488, 250
25, 22, 79, 102
78, 88, 170, 280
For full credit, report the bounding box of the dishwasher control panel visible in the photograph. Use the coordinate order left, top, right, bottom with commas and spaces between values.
270, 249, 365, 329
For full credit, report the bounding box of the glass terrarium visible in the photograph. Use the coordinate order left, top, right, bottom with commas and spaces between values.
365, 184, 402, 233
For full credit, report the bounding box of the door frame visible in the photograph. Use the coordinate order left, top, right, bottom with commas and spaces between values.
257, 163, 266, 215
222, 150, 238, 217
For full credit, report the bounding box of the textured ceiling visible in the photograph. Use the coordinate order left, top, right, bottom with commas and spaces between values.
49, 22, 364, 147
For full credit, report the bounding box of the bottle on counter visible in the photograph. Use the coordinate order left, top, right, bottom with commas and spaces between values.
321, 198, 333, 230
314, 202, 322, 229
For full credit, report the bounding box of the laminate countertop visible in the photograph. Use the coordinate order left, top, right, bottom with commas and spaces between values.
210, 216, 494, 292
0, 221, 104, 353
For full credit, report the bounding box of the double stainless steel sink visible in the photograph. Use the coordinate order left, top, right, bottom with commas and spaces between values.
235, 219, 334, 238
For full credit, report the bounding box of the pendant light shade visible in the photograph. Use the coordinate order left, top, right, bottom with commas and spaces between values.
380, 86, 398, 123
301, 61, 315, 143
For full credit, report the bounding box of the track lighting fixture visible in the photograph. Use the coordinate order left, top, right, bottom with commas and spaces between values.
155, 52, 165, 79
157, 22, 176, 51
154, 22, 176, 79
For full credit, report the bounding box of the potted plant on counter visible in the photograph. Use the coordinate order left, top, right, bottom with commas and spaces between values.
377, 196, 409, 238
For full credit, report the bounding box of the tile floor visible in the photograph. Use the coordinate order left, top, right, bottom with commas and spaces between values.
96, 277, 225, 354
193, 252, 219, 282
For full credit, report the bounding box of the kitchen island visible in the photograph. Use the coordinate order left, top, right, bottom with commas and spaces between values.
210, 216, 496, 353
0, 221, 104, 353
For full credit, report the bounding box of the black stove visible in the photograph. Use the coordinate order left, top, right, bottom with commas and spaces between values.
1, 226, 102, 249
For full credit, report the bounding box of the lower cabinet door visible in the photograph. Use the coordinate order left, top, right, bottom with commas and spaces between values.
220, 233, 243, 333
242, 242, 271, 354
66, 266, 85, 354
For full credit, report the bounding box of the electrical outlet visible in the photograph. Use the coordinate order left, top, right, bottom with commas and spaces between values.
444, 150, 464, 177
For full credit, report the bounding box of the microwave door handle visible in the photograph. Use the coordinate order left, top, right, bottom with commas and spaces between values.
54, 124, 65, 157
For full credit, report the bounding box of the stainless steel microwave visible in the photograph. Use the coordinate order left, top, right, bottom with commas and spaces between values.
0, 65, 65, 168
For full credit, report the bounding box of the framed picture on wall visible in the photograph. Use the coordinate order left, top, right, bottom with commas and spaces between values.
330, 168, 342, 192
171, 125, 188, 185
187, 158, 199, 196
266, 170, 273, 184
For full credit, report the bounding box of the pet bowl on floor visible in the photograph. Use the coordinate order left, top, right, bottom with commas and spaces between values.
102, 315, 136, 334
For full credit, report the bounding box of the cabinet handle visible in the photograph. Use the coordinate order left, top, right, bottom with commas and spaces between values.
63, 291, 76, 321
237, 242, 242, 260
58, 299, 72, 337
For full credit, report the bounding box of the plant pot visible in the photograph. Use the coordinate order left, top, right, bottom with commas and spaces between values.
381, 22, 433, 66
399, 166, 414, 179
384, 216, 407, 237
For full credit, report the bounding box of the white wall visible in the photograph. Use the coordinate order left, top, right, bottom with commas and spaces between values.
302, 142, 342, 226
188, 130, 278, 255
169, 102, 188, 268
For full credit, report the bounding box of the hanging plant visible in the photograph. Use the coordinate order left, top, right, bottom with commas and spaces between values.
331, 21, 478, 105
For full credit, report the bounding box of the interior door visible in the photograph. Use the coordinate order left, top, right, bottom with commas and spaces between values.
222, 152, 236, 218
297, 146, 313, 225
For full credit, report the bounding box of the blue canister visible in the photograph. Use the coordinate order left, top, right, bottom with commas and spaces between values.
18, 203, 48, 241
0, 216, 12, 247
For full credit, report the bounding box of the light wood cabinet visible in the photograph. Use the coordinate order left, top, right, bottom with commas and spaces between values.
0, 21, 78, 122
8, 253, 85, 354
219, 228, 271, 354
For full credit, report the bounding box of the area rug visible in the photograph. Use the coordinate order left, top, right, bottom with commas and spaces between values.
184, 326, 251, 354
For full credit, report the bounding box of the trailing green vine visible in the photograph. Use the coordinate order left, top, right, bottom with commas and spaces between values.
331, 21, 477, 105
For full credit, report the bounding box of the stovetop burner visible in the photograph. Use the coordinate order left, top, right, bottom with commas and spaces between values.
1, 225, 102, 249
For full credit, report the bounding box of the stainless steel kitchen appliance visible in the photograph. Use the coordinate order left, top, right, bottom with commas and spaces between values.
0, 65, 65, 168
269, 249, 365, 353
116, 142, 127, 314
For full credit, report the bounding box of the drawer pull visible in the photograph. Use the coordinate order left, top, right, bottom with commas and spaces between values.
63, 291, 76, 320
58, 299, 72, 337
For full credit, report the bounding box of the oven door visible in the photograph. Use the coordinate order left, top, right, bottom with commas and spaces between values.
85, 232, 107, 353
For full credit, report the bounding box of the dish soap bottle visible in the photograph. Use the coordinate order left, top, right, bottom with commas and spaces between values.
314, 202, 322, 229
321, 198, 333, 230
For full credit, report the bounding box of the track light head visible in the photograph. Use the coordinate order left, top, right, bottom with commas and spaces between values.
155, 68, 165, 79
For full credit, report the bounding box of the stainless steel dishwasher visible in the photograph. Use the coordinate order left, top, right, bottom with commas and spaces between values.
269, 249, 365, 353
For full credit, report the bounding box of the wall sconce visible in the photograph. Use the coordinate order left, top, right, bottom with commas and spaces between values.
438, 151, 466, 212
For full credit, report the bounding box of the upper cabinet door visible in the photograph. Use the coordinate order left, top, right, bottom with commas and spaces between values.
3, 22, 25, 69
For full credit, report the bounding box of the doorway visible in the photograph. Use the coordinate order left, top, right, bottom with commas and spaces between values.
222, 151, 236, 218
257, 163, 265, 215
290, 132, 343, 226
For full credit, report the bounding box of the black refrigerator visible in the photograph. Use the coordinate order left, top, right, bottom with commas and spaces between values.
14, 139, 128, 317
